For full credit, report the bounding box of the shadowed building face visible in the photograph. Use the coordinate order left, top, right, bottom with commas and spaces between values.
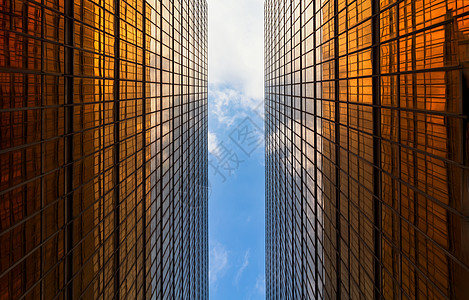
265, 0, 469, 298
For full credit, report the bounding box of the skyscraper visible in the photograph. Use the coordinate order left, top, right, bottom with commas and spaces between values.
265, 0, 469, 299
0, 0, 208, 298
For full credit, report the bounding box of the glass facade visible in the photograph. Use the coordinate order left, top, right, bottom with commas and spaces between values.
0, 0, 208, 298
265, 0, 469, 299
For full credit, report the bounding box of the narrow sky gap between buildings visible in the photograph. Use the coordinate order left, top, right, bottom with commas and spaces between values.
208, 0, 266, 299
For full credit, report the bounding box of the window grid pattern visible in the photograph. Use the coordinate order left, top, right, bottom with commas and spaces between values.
0, 0, 208, 298
265, 0, 469, 299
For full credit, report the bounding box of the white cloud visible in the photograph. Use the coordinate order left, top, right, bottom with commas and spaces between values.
209, 241, 229, 286
208, 0, 264, 125
234, 249, 250, 285
210, 86, 257, 126
208, 131, 219, 156
255, 275, 266, 295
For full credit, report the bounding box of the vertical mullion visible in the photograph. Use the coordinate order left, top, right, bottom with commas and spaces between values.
288, 1, 291, 296
40, 0, 45, 297
21, 5, 28, 287
281, 10, 283, 285
410, 0, 419, 297
333, 0, 341, 297
176, 3, 182, 296
171, 1, 175, 297
134, 0, 140, 294
64, 0, 74, 296
158, 0, 163, 296
142, 0, 147, 296
299, 1, 304, 298
273, 4, 276, 295
396, 3, 402, 300
113, 0, 121, 296
181, 2, 185, 296
312, 0, 320, 297
345, 3, 351, 297
265, 3, 268, 289
372, 0, 382, 298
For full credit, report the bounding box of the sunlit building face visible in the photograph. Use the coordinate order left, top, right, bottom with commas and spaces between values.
265, 0, 469, 298
0, 0, 208, 298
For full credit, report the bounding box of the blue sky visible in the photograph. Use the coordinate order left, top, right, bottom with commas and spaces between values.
207, 0, 265, 299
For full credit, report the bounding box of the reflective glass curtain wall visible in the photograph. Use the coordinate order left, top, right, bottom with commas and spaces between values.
0, 0, 208, 298
265, 0, 469, 299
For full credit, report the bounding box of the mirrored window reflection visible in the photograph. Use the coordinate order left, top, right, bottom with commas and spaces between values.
265, 0, 469, 298
0, 0, 208, 298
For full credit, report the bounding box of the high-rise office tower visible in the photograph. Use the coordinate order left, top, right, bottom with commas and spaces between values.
0, 0, 208, 298
265, 0, 469, 299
